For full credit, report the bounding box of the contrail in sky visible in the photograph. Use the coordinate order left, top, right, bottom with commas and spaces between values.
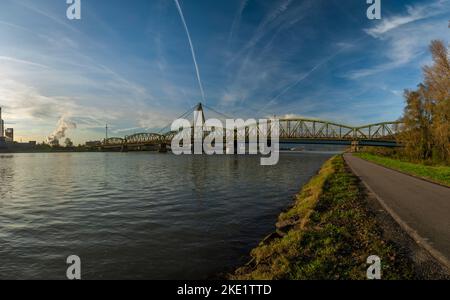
228, 0, 250, 44
256, 36, 366, 116
254, 53, 338, 116
174, 0, 206, 103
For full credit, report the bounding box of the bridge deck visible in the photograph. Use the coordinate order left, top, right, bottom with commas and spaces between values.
102, 105, 402, 148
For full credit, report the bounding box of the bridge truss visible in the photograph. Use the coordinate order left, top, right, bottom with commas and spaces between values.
101, 103, 402, 149
278, 119, 401, 141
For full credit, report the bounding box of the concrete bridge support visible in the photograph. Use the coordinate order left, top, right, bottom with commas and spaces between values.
159, 143, 168, 153
351, 140, 360, 153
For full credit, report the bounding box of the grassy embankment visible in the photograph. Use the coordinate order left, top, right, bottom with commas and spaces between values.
231, 155, 413, 280
355, 153, 450, 187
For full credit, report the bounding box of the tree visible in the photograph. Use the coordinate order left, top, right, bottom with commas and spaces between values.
424, 40, 450, 163
399, 40, 450, 164
49, 139, 60, 147
400, 85, 433, 161
64, 138, 74, 148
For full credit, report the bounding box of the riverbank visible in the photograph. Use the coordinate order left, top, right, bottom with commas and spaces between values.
231, 155, 424, 280
354, 153, 450, 187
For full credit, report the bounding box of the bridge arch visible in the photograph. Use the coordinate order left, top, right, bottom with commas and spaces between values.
277, 119, 400, 141
125, 133, 163, 145
100, 104, 403, 148
104, 137, 125, 145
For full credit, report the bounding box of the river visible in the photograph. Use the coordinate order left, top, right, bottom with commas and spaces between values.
0, 151, 336, 279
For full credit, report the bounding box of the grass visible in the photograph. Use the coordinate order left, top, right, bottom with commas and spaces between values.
230, 155, 414, 280
355, 153, 450, 187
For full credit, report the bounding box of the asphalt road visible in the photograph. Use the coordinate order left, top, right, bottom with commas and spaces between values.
344, 154, 450, 268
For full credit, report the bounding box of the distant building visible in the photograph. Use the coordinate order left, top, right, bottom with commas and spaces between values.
5, 128, 13, 142
0, 107, 34, 152
0, 107, 13, 143
85, 141, 102, 147
0, 107, 4, 139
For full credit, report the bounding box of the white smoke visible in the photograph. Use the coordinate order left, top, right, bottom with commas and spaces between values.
47, 116, 77, 144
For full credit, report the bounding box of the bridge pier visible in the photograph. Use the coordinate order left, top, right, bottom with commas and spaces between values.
224, 140, 244, 155
350, 141, 360, 153
159, 143, 168, 153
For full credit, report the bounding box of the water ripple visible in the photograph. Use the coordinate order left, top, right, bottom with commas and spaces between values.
0, 152, 333, 279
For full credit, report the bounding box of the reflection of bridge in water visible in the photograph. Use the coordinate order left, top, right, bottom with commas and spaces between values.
102, 103, 402, 152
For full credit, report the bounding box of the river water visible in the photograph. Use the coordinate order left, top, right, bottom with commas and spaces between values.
0, 152, 335, 279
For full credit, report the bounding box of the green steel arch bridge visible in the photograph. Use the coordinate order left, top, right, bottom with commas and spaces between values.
101, 103, 402, 151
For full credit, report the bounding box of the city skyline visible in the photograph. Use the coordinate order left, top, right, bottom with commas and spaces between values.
0, 0, 448, 144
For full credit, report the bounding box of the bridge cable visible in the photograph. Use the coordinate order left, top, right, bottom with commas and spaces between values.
202, 104, 233, 120
157, 104, 200, 134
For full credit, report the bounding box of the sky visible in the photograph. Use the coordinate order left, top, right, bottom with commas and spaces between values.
0, 0, 448, 144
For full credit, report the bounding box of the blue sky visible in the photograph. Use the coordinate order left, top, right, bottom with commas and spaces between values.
0, 0, 448, 143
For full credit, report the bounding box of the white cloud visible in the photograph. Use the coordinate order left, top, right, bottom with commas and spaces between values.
0, 77, 69, 121
364, 0, 449, 38
221, 92, 241, 105
347, 12, 449, 80
272, 113, 318, 120
137, 110, 178, 130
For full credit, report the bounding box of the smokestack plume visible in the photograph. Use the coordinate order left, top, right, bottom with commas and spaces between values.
47, 116, 77, 144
